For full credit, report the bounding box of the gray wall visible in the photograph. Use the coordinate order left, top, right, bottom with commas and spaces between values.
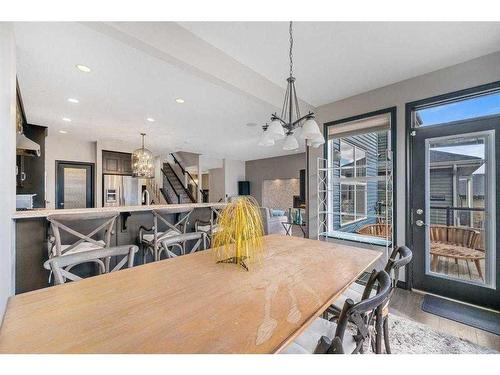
246, 152, 306, 205
0, 24, 16, 319
308, 51, 500, 251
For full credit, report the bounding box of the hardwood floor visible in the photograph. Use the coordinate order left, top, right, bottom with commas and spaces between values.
390, 288, 500, 352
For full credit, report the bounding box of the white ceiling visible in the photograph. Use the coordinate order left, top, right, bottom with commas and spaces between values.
14, 22, 287, 161
180, 22, 500, 106
14, 22, 500, 162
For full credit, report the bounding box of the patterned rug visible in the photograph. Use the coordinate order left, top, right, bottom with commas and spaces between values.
386, 314, 497, 354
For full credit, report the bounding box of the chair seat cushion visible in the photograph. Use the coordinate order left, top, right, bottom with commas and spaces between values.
282, 317, 357, 354
331, 282, 376, 311
197, 224, 220, 233
52, 240, 106, 256
142, 230, 177, 243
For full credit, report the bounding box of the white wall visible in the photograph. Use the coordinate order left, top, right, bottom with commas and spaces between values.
0, 24, 16, 319
308, 51, 500, 251
223, 159, 245, 199
45, 132, 96, 209
208, 167, 224, 202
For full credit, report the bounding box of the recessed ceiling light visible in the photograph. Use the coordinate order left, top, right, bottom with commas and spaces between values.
146, 117, 155, 122
76, 64, 91, 73
67, 98, 79, 104
175, 98, 185, 104
59, 130, 68, 134
62, 117, 71, 122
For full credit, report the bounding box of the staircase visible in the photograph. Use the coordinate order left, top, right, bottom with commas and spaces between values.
169, 153, 208, 203
161, 164, 195, 204
145, 178, 167, 205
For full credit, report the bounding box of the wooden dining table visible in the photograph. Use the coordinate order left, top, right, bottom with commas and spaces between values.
0, 234, 381, 354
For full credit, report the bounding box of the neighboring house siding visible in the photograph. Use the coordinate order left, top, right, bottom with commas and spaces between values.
330, 133, 378, 233
429, 168, 453, 225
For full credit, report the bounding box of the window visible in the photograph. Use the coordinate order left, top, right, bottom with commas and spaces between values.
322, 109, 394, 248
415, 91, 500, 127
340, 141, 367, 226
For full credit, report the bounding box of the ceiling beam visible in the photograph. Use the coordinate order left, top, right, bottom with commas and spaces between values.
83, 22, 315, 114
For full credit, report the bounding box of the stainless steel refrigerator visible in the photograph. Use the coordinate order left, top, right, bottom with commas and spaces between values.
103, 175, 140, 207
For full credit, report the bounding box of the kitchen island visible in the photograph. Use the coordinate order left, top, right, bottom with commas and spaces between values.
13, 203, 226, 294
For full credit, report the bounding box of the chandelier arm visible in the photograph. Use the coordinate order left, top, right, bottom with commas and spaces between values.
292, 81, 301, 122
281, 81, 290, 120
271, 114, 287, 125
292, 113, 314, 127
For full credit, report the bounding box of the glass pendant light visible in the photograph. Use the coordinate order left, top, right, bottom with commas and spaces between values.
267, 118, 285, 140
307, 133, 326, 148
283, 133, 299, 150
258, 129, 275, 146
132, 133, 154, 178
301, 117, 322, 140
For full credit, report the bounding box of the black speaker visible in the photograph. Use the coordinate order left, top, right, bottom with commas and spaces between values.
238, 181, 250, 195
299, 169, 306, 201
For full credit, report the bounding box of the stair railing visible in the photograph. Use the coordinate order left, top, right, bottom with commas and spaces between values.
161, 168, 181, 204
164, 162, 196, 203
170, 153, 208, 202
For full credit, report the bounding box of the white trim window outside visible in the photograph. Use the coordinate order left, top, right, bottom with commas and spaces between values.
340, 141, 367, 226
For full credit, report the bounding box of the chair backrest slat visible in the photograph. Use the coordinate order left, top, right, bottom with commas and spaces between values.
325, 270, 392, 354
44, 245, 138, 285
48, 212, 119, 257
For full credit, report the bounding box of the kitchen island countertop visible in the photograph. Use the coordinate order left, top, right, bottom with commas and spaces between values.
12, 202, 226, 219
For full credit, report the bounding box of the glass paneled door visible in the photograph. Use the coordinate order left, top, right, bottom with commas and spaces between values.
410, 116, 499, 310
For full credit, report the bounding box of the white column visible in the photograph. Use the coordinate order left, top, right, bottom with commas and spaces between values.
196, 157, 202, 203
0, 23, 17, 318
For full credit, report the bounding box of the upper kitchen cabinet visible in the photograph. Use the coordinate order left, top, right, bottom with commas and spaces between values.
16, 81, 47, 208
102, 150, 133, 175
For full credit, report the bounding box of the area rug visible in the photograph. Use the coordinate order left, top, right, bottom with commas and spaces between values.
386, 314, 497, 354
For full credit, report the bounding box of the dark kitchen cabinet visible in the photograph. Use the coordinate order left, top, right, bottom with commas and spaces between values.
102, 150, 133, 175
16, 124, 47, 208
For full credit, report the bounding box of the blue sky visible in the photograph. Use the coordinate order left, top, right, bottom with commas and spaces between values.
417, 92, 500, 126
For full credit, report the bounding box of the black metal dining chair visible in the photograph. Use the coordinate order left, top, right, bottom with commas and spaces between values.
326, 245, 413, 353
282, 270, 392, 354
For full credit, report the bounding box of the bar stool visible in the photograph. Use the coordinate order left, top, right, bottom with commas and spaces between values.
43, 245, 138, 285
158, 231, 207, 259
47, 212, 119, 280
139, 207, 193, 262
194, 206, 221, 247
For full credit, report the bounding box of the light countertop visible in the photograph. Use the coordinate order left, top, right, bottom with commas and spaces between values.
12, 202, 226, 219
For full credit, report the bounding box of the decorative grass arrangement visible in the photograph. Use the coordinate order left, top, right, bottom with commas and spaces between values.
212, 196, 265, 271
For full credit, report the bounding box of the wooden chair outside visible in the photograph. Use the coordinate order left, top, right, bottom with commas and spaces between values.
139, 208, 193, 262
429, 225, 484, 280
356, 223, 392, 238
43, 245, 138, 285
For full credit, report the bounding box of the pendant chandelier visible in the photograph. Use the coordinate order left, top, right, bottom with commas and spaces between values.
132, 133, 154, 178
258, 22, 325, 150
